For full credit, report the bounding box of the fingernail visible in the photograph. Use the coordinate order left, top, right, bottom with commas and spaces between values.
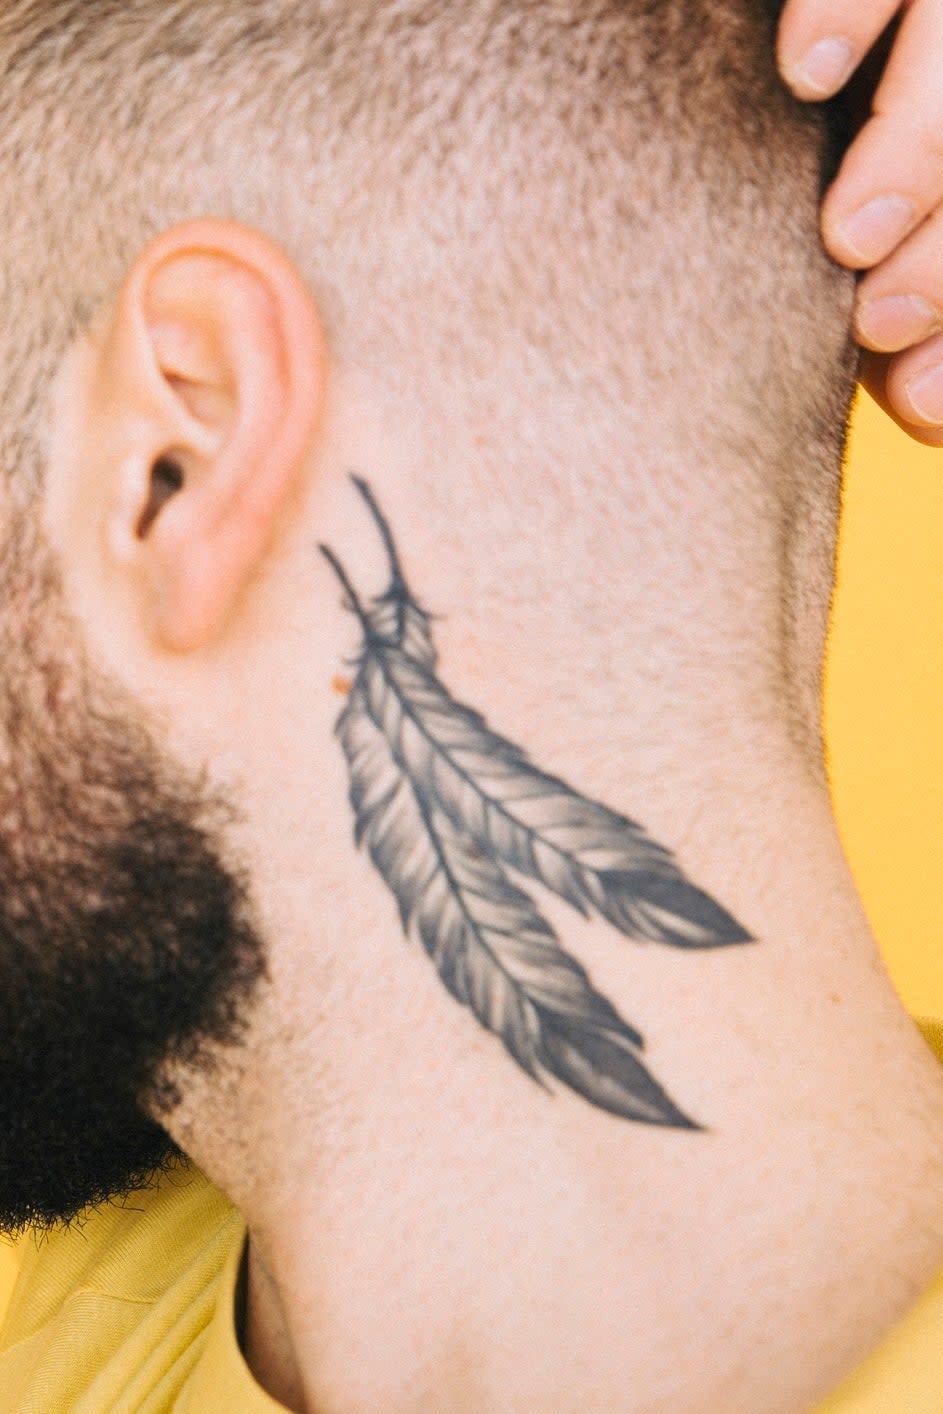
856, 295, 940, 352
906, 365, 943, 425
836, 195, 916, 266
787, 36, 855, 97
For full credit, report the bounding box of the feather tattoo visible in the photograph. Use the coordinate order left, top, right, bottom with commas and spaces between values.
321, 478, 754, 1129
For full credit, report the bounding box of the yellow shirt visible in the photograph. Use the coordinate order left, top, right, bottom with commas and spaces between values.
1, 1022, 942, 1414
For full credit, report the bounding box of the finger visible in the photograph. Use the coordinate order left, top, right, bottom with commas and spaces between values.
778, 0, 902, 99
860, 351, 943, 447
861, 332, 943, 444
822, 0, 943, 268
822, 114, 935, 271
855, 199, 943, 352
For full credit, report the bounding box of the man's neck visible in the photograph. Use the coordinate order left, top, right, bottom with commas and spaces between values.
231, 769, 943, 1414
163, 416, 943, 1412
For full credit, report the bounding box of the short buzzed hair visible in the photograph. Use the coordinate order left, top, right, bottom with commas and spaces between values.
0, 0, 853, 444
0, 1, 856, 717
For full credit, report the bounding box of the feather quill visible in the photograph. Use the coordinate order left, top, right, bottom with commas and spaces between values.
351, 475, 438, 668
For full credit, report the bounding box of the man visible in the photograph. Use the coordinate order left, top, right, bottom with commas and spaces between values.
1, 1, 943, 1411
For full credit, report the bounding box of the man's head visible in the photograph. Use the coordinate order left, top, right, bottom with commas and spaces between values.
1, 0, 855, 489
0, 0, 857, 1231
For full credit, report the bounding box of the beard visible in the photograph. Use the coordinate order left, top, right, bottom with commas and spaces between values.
0, 510, 267, 1233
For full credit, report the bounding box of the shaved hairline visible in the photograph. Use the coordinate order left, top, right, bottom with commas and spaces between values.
0, 2, 853, 426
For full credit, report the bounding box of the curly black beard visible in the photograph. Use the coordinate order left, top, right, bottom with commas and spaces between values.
0, 511, 266, 1232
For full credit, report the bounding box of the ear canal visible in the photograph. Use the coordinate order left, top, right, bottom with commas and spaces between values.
136, 457, 186, 540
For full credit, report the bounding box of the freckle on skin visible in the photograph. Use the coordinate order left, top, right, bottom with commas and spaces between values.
829, 994, 841, 1005
333, 675, 353, 696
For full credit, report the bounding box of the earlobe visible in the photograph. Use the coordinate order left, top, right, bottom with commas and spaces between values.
94, 219, 326, 655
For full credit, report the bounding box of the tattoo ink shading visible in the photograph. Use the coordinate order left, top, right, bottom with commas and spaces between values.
321, 479, 753, 1130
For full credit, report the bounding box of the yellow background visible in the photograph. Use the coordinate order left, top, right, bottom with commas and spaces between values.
827, 392, 943, 1019
0, 391, 942, 1323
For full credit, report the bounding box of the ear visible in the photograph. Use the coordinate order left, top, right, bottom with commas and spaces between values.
79, 219, 326, 654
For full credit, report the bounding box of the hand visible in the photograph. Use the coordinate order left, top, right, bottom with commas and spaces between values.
779, 1, 943, 446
